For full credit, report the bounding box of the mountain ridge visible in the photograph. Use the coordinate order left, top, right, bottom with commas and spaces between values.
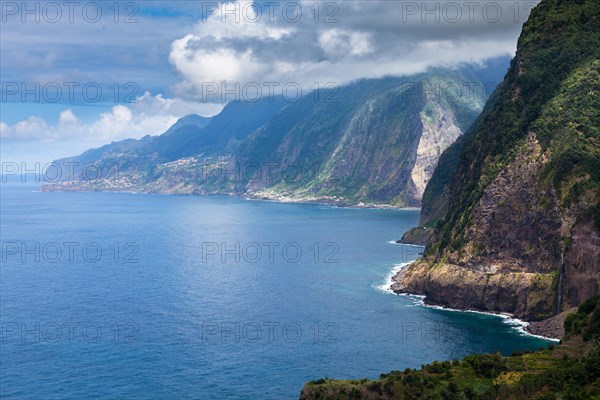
393, 0, 600, 321
42, 59, 510, 207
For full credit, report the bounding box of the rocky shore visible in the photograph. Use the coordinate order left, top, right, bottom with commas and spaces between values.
525, 308, 577, 339
395, 226, 434, 247
390, 260, 577, 340
392, 260, 556, 318
40, 181, 413, 210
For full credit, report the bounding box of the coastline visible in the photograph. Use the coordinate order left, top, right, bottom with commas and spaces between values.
39, 184, 421, 210
379, 260, 560, 342
38, 183, 561, 342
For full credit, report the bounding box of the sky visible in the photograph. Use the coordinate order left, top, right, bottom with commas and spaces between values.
0, 0, 540, 165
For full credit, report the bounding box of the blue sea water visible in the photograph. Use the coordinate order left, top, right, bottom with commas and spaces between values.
0, 183, 551, 399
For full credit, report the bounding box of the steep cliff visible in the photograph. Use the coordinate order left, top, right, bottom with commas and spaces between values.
394, 0, 600, 321
238, 71, 488, 206
42, 61, 508, 206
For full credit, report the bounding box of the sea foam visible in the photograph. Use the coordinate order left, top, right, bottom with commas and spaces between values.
377, 262, 559, 342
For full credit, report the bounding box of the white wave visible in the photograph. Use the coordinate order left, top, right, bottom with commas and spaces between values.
374, 262, 412, 293
409, 298, 559, 342
376, 262, 559, 342
403, 243, 426, 249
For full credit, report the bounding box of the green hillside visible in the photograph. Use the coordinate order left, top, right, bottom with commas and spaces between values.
300, 296, 600, 400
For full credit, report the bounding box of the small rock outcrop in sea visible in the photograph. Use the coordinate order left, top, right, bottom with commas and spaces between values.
396, 226, 433, 247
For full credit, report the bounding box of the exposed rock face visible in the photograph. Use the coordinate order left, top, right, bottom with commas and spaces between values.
393, 0, 600, 322
563, 221, 600, 310
232, 70, 492, 207
411, 84, 464, 199
42, 61, 509, 207
397, 226, 434, 247
394, 133, 572, 321
526, 308, 577, 339
392, 260, 555, 321
447, 133, 561, 274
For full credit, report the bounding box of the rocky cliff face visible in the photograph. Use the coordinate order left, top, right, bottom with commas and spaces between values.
43, 62, 508, 206
238, 79, 428, 206
394, 0, 600, 321
207, 68, 498, 206
412, 97, 463, 199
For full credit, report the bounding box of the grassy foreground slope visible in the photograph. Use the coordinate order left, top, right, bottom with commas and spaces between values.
300, 296, 600, 400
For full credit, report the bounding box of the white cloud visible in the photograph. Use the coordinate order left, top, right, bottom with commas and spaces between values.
187, 0, 294, 41
59, 109, 79, 125
0, 93, 224, 142
170, 38, 265, 83
168, 0, 297, 99
0, 0, 541, 164
318, 29, 373, 58
1, 116, 50, 140
168, 0, 538, 99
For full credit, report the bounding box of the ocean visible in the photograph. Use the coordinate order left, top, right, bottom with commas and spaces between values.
0, 183, 551, 399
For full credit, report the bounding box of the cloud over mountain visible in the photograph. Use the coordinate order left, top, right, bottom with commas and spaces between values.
169, 0, 538, 99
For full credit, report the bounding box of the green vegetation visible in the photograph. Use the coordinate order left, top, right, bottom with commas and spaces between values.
47, 61, 508, 207
422, 0, 600, 254
535, 61, 600, 227
300, 297, 600, 399
233, 69, 491, 207
301, 1, 600, 396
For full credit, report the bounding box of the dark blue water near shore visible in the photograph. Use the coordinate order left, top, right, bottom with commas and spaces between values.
0, 183, 550, 399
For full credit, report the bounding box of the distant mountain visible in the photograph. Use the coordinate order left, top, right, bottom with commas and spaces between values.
394, 0, 600, 321
47, 98, 288, 183
43, 59, 510, 206
63, 114, 211, 166
233, 66, 499, 206
163, 114, 212, 134
138, 96, 291, 163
